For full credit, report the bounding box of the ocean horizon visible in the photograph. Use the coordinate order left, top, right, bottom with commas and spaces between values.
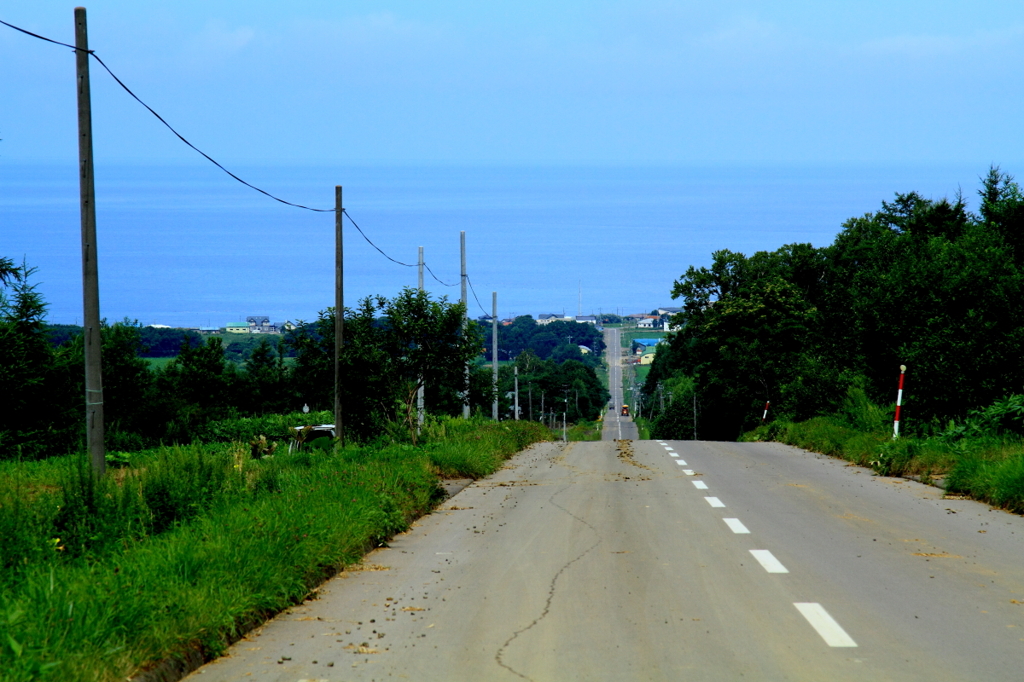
0, 160, 1008, 327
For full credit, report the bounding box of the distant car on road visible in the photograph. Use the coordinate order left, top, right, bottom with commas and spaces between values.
620, 405, 629, 416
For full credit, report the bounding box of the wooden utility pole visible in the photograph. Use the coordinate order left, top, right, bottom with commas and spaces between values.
461, 232, 470, 418
492, 291, 498, 420
417, 246, 424, 429
75, 7, 105, 476
334, 185, 344, 446
514, 366, 519, 420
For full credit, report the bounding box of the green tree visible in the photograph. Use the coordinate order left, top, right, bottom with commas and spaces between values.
154, 337, 238, 442
0, 261, 80, 458
289, 289, 480, 443
99, 320, 157, 449
242, 337, 292, 415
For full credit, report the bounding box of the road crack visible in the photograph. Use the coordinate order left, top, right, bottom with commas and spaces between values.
494, 482, 602, 680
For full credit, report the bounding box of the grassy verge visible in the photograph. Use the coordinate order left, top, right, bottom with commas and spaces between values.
633, 417, 652, 440
0, 417, 548, 682
567, 420, 603, 441
741, 390, 1024, 514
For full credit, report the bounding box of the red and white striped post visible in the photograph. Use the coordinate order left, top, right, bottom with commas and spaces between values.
761, 400, 770, 424
893, 365, 907, 439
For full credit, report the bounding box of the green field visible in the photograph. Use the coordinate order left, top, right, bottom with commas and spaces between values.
0, 417, 549, 682
619, 329, 667, 348
635, 364, 651, 384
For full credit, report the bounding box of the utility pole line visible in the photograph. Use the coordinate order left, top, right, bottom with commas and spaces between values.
514, 366, 519, 420
334, 185, 344, 446
417, 246, 424, 430
461, 232, 470, 418
75, 7, 105, 476
492, 291, 498, 421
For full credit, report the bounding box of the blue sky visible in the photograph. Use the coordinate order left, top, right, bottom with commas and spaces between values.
2, 1, 1023, 165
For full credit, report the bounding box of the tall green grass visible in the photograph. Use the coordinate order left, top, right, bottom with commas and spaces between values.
0, 416, 547, 682
742, 388, 1024, 513
567, 420, 603, 441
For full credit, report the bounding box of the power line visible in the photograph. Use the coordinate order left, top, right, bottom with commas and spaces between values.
2, 18, 333, 212
424, 263, 458, 288
466, 275, 490, 317
2, 17, 486, 296
341, 210, 414, 267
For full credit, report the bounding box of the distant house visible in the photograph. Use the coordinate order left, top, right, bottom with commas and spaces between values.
537, 314, 568, 325
657, 307, 683, 316
639, 352, 656, 365
147, 324, 172, 329
633, 338, 666, 355
225, 323, 248, 334
575, 315, 597, 325
578, 345, 592, 355
637, 317, 656, 328
247, 316, 278, 334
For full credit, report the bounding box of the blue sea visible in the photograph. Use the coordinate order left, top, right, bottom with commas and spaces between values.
0, 161, 998, 327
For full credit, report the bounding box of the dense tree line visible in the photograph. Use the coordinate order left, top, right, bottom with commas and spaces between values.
47, 324, 278, 361
480, 315, 606, 369
645, 167, 1024, 441
489, 350, 608, 423
0, 279, 483, 457
2, 267, 611, 458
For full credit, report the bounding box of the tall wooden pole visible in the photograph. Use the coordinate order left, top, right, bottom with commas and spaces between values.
461, 231, 469, 418
514, 366, 519, 420
417, 246, 424, 429
492, 291, 498, 420
75, 7, 105, 476
334, 185, 344, 446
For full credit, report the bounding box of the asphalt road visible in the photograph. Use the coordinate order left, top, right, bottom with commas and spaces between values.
187, 439, 1024, 681
602, 326, 638, 441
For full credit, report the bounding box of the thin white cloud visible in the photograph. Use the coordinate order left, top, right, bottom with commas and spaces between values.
696, 14, 786, 50
859, 25, 1024, 58
201, 22, 255, 51
181, 21, 257, 66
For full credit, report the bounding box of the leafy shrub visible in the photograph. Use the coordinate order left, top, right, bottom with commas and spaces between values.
941, 394, 1024, 441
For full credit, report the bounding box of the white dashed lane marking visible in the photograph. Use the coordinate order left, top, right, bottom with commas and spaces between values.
723, 518, 750, 534
749, 549, 788, 573
794, 603, 858, 647
665, 449, 852, 650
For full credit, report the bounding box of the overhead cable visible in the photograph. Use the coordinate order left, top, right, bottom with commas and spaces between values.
1, 17, 480, 294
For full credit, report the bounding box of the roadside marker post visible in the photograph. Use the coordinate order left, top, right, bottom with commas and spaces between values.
761, 400, 770, 424
893, 365, 907, 439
